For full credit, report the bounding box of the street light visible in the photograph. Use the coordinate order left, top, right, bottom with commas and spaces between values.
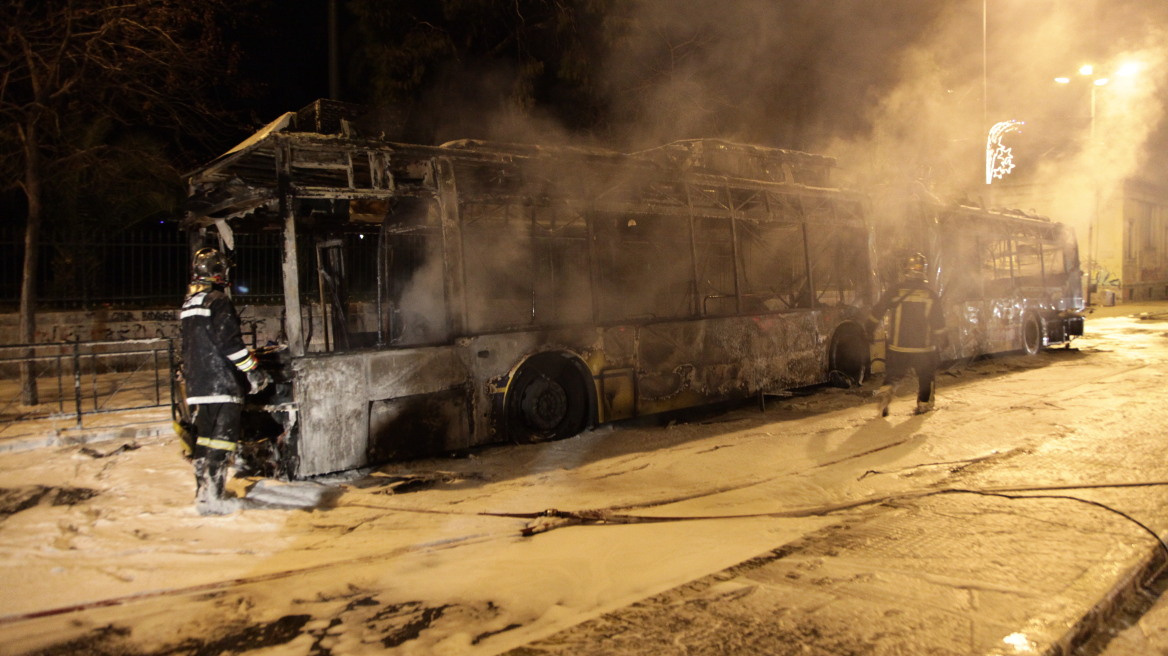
1054, 66, 1111, 143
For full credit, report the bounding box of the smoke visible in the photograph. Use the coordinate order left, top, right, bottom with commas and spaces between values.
380, 1, 1168, 336
396, 1, 1168, 211
597, 1, 948, 153
586, 0, 1168, 227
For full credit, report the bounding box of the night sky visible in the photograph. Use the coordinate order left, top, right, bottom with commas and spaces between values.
231, 3, 332, 129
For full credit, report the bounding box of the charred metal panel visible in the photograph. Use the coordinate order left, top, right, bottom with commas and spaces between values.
368, 387, 470, 462
365, 346, 466, 396
638, 139, 837, 187
290, 345, 471, 476
634, 311, 829, 415
598, 368, 636, 422
434, 158, 468, 337
293, 355, 367, 476
596, 326, 638, 422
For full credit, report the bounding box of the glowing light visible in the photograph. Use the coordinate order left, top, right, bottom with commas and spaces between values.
1054, 76, 1071, 84
985, 120, 1024, 185
1079, 64, 1094, 76
1116, 61, 1141, 77
1003, 632, 1036, 652
1094, 77, 1109, 86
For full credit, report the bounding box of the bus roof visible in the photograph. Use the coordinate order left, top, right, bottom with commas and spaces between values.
185, 101, 852, 229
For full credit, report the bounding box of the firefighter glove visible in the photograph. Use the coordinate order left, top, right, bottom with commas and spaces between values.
246, 368, 272, 395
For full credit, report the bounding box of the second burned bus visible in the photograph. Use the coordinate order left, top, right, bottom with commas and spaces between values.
871, 190, 1085, 364
183, 107, 876, 478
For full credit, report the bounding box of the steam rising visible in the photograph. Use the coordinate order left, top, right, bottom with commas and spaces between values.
426, 1, 1168, 218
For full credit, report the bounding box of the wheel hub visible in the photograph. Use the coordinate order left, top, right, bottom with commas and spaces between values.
521, 376, 568, 431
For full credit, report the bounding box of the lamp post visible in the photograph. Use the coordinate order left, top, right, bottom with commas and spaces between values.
1054, 66, 1107, 306
1055, 64, 1107, 141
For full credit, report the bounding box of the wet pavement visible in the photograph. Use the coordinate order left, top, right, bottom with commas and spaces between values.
507, 301, 1168, 656
4, 301, 1168, 655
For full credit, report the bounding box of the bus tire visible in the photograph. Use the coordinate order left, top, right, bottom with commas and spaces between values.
828, 324, 869, 388
1022, 313, 1043, 356
505, 352, 593, 443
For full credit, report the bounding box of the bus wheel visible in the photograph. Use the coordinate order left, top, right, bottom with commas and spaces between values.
506, 353, 592, 443
829, 326, 869, 388
1022, 314, 1043, 356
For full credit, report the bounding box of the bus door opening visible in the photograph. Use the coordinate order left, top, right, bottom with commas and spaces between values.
316, 238, 351, 351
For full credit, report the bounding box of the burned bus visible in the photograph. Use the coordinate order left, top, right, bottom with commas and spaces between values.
182, 104, 876, 478
872, 191, 1085, 362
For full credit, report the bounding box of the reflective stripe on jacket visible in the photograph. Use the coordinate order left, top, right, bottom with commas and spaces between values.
867, 279, 946, 353
181, 286, 254, 404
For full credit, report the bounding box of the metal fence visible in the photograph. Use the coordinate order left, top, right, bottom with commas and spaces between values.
1, 224, 383, 428
0, 223, 191, 310
1, 224, 378, 310
0, 339, 176, 429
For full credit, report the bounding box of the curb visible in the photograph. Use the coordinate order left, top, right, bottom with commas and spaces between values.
1044, 540, 1168, 655
0, 422, 171, 455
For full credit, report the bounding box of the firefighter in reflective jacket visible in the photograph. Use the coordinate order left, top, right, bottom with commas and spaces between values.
181, 247, 270, 515
865, 252, 947, 417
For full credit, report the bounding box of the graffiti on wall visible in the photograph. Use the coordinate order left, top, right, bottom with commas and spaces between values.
1085, 259, 1121, 290
4, 308, 279, 345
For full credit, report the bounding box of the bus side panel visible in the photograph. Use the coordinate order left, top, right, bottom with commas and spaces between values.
366, 347, 473, 460
943, 302, 987, 361
293, 355, 369, 477
636, 321, 716, 413
942, 301, 1003, 360
291, 346, 472, 477
368, 387, 471, 462
599, 327, 638, 422
747, 311, 824, 390
944, 296, 1067, 360
634, 311, 827, 416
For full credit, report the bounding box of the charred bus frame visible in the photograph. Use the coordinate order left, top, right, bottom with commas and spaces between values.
873, 195, 1085, 363
184, 110, 877, 478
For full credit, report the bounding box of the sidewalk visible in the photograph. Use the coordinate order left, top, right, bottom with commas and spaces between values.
0, 364, 174, 454
0, 406, 172, 454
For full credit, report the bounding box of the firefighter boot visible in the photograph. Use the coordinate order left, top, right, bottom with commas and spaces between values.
194, 449, 240, 516
914, 381, 936, 415
874, 385, 893, 418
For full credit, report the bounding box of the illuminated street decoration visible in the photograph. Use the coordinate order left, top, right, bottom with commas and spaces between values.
985, 120, 1024, 184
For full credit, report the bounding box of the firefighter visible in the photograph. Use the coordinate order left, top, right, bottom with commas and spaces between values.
180, 247, 270, 515
866, 252, 947, 417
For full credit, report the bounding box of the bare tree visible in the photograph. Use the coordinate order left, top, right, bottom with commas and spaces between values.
0, 0, 242, 404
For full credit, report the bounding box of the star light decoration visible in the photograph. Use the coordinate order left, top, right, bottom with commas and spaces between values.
985, 120, 1024, 185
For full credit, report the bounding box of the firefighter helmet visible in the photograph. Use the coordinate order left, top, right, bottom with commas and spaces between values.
903, 252, 927, 280
191, 248, 232, 285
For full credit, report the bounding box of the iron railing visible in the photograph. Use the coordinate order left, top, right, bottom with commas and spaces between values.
1, 224, 381, 310
0, 338, 176, 429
